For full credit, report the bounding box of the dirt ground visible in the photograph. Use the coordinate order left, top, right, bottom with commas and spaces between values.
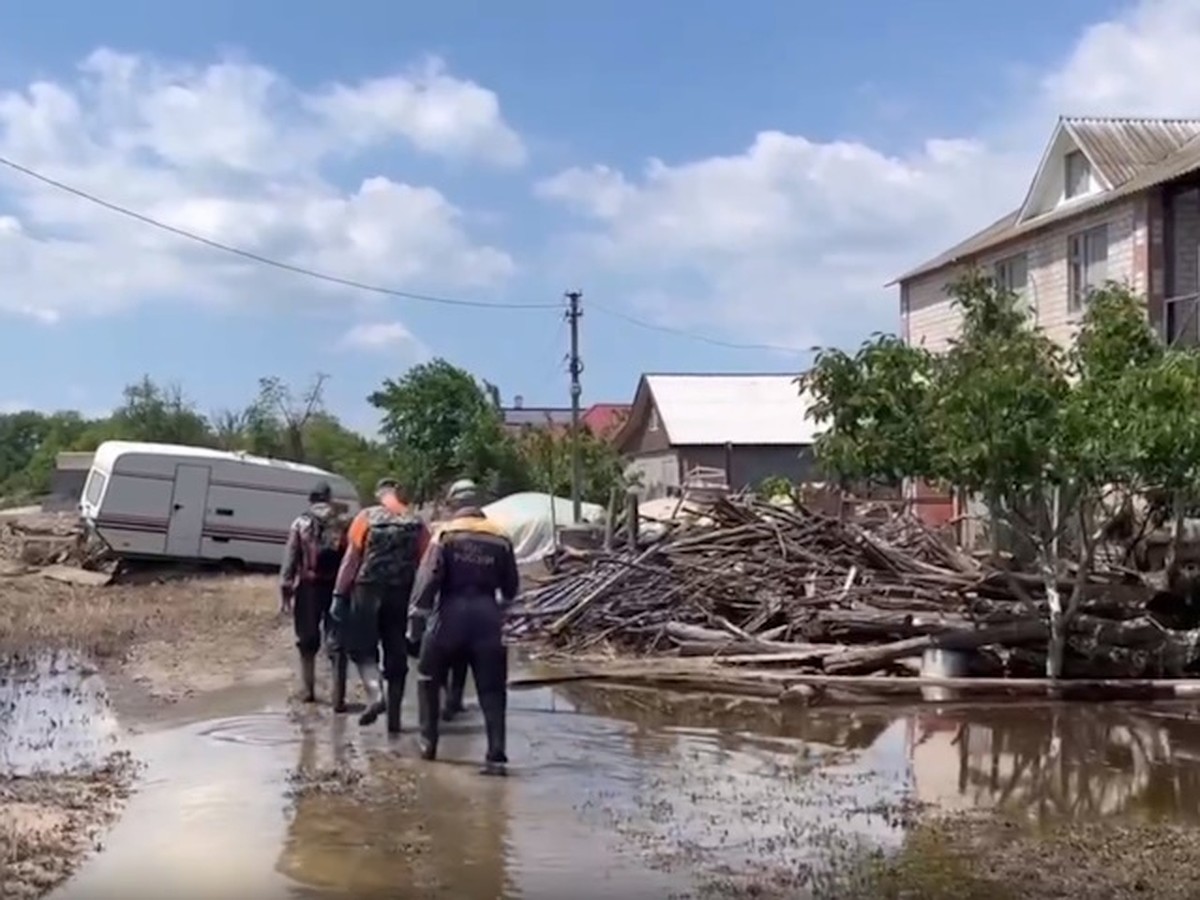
0, 569, 295, 897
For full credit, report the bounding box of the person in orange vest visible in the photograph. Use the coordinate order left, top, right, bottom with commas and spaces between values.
330, 477, 430, 733
408, 478, 518, 775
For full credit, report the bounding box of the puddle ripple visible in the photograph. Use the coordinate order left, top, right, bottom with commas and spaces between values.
198, 712, 302, 748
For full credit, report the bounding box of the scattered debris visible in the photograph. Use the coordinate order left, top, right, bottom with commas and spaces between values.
510, 497, 1200, 691
0, 512, 114, 574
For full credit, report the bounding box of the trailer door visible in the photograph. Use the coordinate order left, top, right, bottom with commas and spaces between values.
165, 464, 211, 558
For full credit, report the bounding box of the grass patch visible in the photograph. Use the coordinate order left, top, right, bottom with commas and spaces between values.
819, 813, 1200, 900
0, 573, 280, 659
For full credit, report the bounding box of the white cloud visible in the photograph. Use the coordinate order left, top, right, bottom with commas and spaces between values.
0, 48, 522, 323
337, 320, 430, 359
0, 400, 33, 414
535, 0, 1200, 351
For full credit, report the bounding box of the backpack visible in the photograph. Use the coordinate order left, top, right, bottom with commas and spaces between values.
301, 506, 346, 582
356, 506, 423, 585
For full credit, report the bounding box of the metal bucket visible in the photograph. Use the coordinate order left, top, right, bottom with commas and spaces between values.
920, 648, 971, 703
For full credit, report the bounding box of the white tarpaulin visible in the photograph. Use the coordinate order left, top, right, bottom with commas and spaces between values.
482, 492, 606, 564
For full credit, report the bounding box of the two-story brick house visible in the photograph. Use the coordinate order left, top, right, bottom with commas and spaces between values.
894, 116, 1200, 528
897, 116, 1200, 352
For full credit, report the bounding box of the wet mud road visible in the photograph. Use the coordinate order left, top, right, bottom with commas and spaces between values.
14, 654, 1200, 898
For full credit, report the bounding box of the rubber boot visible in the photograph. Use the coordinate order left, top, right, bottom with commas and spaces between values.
478, 691, 508, 777
299, 653, 317, 704
416, 677, 441, 761
442, 659, 467, 722
331, 652, 348, 713
385, 674, 406, 736
357, 661, 386, 726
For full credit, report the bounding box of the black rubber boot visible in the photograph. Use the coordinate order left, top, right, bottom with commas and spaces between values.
299, 653, 317, 704
442, 659, 467, 722
417, 677, 441, 761
386, 675, 405, 736
478, 691, 508, 777
331, 652, 348, 713
357, 661, 386, 727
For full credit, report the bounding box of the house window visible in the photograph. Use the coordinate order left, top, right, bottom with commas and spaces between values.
1064, 150, 1090, 199
993, 252, 1030, 310
1068, 224, 1108, 310
648, 409, 660, 432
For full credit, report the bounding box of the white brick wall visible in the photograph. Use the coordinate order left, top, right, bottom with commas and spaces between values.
902, 197, 1144, 352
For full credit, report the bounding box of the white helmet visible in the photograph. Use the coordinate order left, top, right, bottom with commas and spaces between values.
447, 478, 480, 505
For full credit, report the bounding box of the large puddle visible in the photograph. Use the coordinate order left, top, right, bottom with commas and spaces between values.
10, 655, 1200, 897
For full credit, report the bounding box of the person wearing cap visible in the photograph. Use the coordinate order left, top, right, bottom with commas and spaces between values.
408, 477, 518, 775
280, 481, 349, 704
330, 477, 431, 733
435, 480, 482, 721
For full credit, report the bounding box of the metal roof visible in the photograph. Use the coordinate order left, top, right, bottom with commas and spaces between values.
54, 451, 94, 471
1066, 117, 1200, 186
894, 117, 1200, 285
643, 373, 819, 446
501, 407, 573, 427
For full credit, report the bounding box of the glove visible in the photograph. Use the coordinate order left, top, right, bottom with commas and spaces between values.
278, 585, 294, 615
406, 619, 425, 658
330, 593, 349, 625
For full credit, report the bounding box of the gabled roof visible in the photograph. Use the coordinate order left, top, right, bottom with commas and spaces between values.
1069, 117, 1200, 185
616, 373, 819, 449
893, 116, 1200, 285
581, 403, 629, 436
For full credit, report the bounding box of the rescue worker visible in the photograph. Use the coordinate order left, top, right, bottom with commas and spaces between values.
408, 478, 519, 775
330, 477, 430, 733
431, 481, 479, 722
279, 481, 348, 704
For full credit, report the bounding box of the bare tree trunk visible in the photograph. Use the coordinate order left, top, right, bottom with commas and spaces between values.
1167, 491, 1186, 574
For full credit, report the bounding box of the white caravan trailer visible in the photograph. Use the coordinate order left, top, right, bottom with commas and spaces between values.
79, 441, 361, 567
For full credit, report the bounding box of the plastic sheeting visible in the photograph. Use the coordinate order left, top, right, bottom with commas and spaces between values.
482, 491, 606, 564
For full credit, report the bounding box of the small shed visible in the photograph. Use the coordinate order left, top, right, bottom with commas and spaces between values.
613, 373, 820, 499
47, 451, 94, 510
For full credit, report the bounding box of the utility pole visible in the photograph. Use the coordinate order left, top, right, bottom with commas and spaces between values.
565, 290, 583, 523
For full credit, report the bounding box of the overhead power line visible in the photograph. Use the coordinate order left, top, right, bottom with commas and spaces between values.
589, 302, 809, 354
0, 155, 558, 310
0, 153, 811, 353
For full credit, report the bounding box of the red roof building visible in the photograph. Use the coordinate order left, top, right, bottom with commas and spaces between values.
582, 403, 630, 439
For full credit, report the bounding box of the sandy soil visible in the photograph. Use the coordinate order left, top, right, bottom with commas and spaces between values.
0, 569, 297, 897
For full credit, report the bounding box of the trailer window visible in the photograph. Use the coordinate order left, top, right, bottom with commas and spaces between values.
83, 470, 107, 506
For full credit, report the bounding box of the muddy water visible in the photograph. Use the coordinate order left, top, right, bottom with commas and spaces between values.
0, 650, 120, 776
19, 663, 1200, 898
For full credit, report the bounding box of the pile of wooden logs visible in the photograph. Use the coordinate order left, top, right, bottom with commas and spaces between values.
509, 498, 1200, 680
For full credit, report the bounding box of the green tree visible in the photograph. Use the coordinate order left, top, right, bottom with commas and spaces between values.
107, 376, 212, 446
805, 273, 1164, 678
801, 334, 935, 489
518, 425, 627, 506
369, 359, 527, 503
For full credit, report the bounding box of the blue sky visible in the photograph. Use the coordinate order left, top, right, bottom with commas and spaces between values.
0, 0, 1192, 433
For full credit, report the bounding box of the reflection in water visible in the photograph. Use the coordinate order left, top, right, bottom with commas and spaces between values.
0, 650, 120, 776
907, 704, 1200, 822
276, 721, 513, 897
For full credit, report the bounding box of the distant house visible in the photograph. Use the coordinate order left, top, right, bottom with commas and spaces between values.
612, 373, 818, 498
500, 396, 573, 436
581, 403, 630, 439
501, 397, 631, 439
47, 451, 94, 510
